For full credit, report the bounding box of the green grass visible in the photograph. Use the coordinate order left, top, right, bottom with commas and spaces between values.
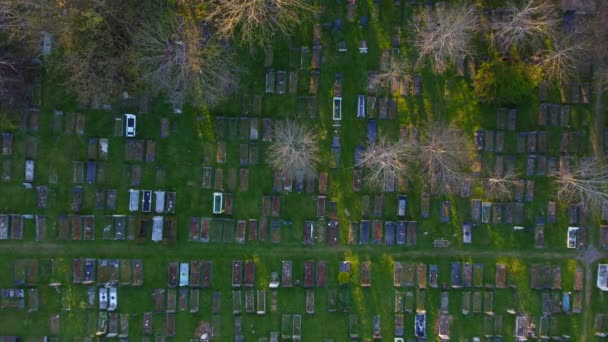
0, 0, 600, 340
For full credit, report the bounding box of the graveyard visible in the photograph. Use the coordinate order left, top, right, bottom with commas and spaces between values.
0, 0, 608, 341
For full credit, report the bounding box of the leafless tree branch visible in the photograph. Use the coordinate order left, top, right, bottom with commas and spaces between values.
483, 169, 519, 200
418, 124, 473, 194
205, 0, 316, 47
537, 32, 591, 82
413, 3, 479, 73
357, 135, 414, 191
134, 15, 239, 107
494, 0, 559, 52
555, 158, 608, 213
266, 120, 320, 181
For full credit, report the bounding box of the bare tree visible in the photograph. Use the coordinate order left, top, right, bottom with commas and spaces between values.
537, 32, 590, 82
413, 3, 479, 73
483, 170, 519, 200
555, 158, 608, 213
0, 0, 58, 54
369, 58, 411, 92
266, 120, 320, 182
134, 15, 239, 107
418, 124, 473, 194
494, 0, 559, 52
357, 135, 414, 191
205, 0, 316, 47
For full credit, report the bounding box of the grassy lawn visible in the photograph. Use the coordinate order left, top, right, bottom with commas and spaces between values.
0, 0, 601, 341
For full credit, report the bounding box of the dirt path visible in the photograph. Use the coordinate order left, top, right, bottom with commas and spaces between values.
0, 241, 595, 260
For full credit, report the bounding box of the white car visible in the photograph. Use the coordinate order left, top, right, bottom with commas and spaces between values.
124, 114, 136, 137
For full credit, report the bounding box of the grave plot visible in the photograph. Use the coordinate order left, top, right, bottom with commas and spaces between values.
359, 220, 371, 245
327, 220, 339, 246
481, 202, 492, 224
167, 262, 179, 288
244, 289, 254, 313
495, 131, 504, 153
189, 260, 202, 288
373, 195, 383, 217
463, 263, 473, 288
57, 215, 69, 240
471, 199, 481, 222
201, 167, 213, 189
451, 262, 462, 288
88, 138, 98, 159
395, 291, 404, 312
25, 136, 37, 158
125, 140, 144, 162
273, 172, 283, 192
223, 193, 233, 216
220, 220, 234, 243
281, 314, 292, 340
70, 215, 82, 240
440, 291, 449, 313
96, 190, 106, 210
421, 192, 430, 219
396, 221, 406, 245
258, 218, 267, 241
247, 219, 257, 241
484, 291, 494, 314
189, 289, 199, 313
317, 196, 326, 218
27, 288, 38, 312
145, 140, 156, 162
485, 130, 495, 152
235, 220, 246, 244
82, 215, 95, 240
143, 312, 153, 335
1, 133, 13, 155
75, 113, 85, 135
304, 260, 315, 288
166, 312, 176, 337
526, 179, 534, 202
232, 261, 242, 287
475, 130, 485, 151
361, 262, 371, 287
492, 203, 503, 224
282, 260, 292, 288
1, 159, 11, 182
216, 141, 226, 164
119, 259, 131, 286
472, 291, 482, 313
417, 264, 427, 289
372, 220, 383, 244
318, 172, 328, 195
305, 289, 315, 314
361, 195, 370, 218
416, 290, 426, 312
271, 220, 281, 243
249, 118, 259, 140
384, 221, 395, 245
440, 201, 450, 223
401, 291, 413, 313
271, 196, 281, 217
239, 118, 250, 141
189, 217, 201, 241
304, 221, 314, 245
243, 260, 255, 287
239, 169, 249, 191
347, 221, 359, 245
316, 261, 327, 288
405, 221, 418, 246
24, 159, 35, 183
35, 215, 46, 241
256, 290, 266, 315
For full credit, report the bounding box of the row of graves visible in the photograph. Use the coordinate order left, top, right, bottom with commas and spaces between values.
515, 313, 573, 342
166, 261, 213, 289
346, 220, 417, 246
147, 291, 207, 337
188, 217, 284, 244
72, 258, 143, 287
530, 264, 584, 315
201, 167, 253, 192
0, 214, 27, 240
